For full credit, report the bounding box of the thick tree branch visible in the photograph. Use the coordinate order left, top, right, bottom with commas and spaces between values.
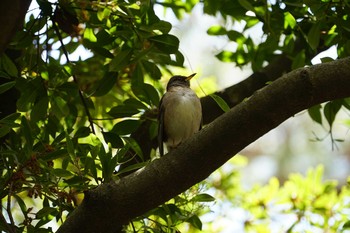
201, 54, 293, 124
57, 57, 350, 233
0, 0, 31, 54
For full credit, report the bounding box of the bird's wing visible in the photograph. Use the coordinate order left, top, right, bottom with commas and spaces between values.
158, 96, 165, 157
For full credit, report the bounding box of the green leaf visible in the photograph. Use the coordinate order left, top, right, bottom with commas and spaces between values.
102, 132, 124, 148
94, 72, 117, 96
142, 61, 162, 80
123, 98, 148, 110
0, 81, 15, 94
117, 161, 148, 175
112, 120, 142, 135
0, 54, 18, 78
238, 0, 254, 11
13, 194, 27, 216
42, 149, 68, 161
207, 25, 227, 35
187, 215, 202, 230
51, 168, 73, 177
191, 193, 215, 202
284, 12, 296, 29
109, 49, 132, 72
107, 105, 140, 118
0, 112, 21, 126
343, 220, 350, 229
74, 127, 91, 138
132, 83, 160, 106
292, 50, 306, 69
36, 207, 57, 219
66, 133, 75, 162
150, 20, 172, 34
307, 22, 321, 50
216, 50, 235, 63
210, 94, 230, 112
83, 28, 97, 42
51, 96, 70, 118
324, 100, 342, 127
31, 97, 49, 122
21, 116, 33, 153
149, 34, 179, 54
308, 104, 322, 125
123, 137, 143, 160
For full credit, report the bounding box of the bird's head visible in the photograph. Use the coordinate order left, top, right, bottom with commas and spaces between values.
166, 73, 196, 91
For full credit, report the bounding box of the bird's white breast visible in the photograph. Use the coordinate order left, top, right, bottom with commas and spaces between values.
163, 86, 202, 148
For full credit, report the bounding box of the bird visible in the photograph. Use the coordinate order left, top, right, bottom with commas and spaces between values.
158, 73, 202, 156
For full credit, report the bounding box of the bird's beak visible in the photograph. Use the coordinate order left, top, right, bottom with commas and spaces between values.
185, 73, 196, 81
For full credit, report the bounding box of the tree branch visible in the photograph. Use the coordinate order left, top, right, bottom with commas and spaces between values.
0, 0, 31, 54
57, 57, 350, 233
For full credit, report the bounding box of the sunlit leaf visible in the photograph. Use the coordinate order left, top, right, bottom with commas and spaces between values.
210, 94, 230, 112
191, 193, 215, 202
207, 25, 227, 35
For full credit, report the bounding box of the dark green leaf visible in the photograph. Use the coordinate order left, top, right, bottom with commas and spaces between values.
63, 176, 90, 186
0, 81, 15, 94
107, 105, 140, 118
102, 132, 124, 148
191, 193, 215, 202
174, 51, 185, 66
238, 0, 254, 11
187, 215, 202, 230
31, 97, 49, 122
324, 100, 342, 127
42, 149, 68, 161
0, 112, 21, 126
94, 72, 117, 96
36, 207, 57, 219
132, 83, 160, 106
142, 61, 162, 80
292, 50, 306, 69
149, 34, 179, 54
109, 49, 132, 71
51, 96, 69, 118
123, 98, 148, 110
74, 127, 91, 138
308, 104, 322, 125
21, 116, 33, 153
13, 194, 27, 216
123, 137, 143, 160
343, 220, 350, 229
51, 168, 73, 177
117, 161, 148, 175
151, 20, 172, 34
307, 22, 321, 50
0, 54, 18, 78
210, 94, 230, 112
112, 120, 142, 135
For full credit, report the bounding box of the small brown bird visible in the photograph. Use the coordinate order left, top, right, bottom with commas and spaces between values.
158, 73, 202, 156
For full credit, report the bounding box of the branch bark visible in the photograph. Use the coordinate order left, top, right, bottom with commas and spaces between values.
57, 57, 350, 233
0, 0, 31, 54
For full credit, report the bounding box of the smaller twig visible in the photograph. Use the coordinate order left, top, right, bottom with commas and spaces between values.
51, 20, 96, 134
7, 183, 15, 230
0, 210, 15, 233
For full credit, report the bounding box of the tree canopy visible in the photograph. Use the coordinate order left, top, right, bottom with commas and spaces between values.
0, 0, 350, 232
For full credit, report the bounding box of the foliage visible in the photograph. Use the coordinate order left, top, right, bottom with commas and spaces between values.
190, 158, 350, 233
0, 0, 350, 232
